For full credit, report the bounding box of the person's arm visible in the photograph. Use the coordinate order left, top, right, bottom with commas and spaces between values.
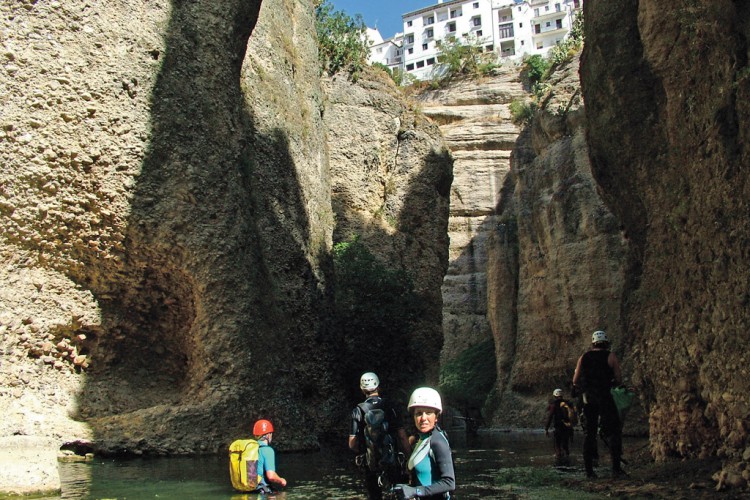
266, 470, 287, 488
261, 447, 287, 488
397, 427, 412, 455
417, 431, 455, 497
572, 355, 583, 387
544, 403, 553, 434
349, 406, 361, 452
609, 352, 622, 386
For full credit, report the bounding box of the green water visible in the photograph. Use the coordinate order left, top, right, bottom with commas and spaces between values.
38, 431, 627, 499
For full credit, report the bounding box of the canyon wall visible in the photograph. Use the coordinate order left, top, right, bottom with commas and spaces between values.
0, 0, 450, 479
479, 55, 630, 426
582, 0, 750, 486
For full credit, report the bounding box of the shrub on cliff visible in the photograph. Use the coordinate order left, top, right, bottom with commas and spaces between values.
332, 237, 422, 399
431, 34, 498, 86
314, 0, 369, 79
439, 339, 497, 419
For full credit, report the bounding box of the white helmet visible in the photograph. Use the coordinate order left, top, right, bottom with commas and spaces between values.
592, 330, 609, 344
553, 388, 563, 397
408, 387, 442, 412
360, 372, 380, 392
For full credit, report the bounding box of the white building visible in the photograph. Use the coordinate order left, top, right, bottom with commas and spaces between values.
368, 0, 582, 81
366, 28, 404, 72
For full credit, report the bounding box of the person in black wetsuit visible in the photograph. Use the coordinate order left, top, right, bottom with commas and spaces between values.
572, 330, 625, 478
349, 372, 412, 499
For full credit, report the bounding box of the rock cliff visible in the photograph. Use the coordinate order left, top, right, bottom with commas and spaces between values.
0, 0, 450, 480
480, 53, 629, 425
581, 0, 750, 486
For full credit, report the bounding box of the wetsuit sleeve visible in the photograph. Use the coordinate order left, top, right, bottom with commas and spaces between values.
420, 431, 455, 497
387, 400, 405, 430
350, 406, 362, 437
260, 446, 276, 473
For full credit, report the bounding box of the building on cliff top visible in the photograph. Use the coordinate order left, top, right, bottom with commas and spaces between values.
368, 0, 582, 81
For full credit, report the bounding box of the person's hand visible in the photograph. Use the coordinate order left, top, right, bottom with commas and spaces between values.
393, 484, 419, 499
279, 477, 287, 488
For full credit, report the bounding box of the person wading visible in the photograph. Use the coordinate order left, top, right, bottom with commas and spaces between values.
349, 372, 412, 500
572, 330, 626, 478
544, 388, 575, 464
393, 387, 455, 500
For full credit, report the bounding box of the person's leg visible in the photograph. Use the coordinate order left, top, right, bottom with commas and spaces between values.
582, 401, 599, 477
553, 430, 563, 459
601, 396, 623, 474
364, 471, 383, 500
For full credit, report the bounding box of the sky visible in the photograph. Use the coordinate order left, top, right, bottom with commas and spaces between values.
328, 0, 434, 40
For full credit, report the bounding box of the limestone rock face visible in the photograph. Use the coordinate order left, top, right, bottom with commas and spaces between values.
484, 54, 629, 425
0, 0, 452, 476
581, 0, 750, 483
417, 70, 526, 374
0, 0, 341, 457
324, 70, 453, 386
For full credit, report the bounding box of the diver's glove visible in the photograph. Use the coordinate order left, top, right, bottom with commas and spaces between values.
393, 484, 421, 499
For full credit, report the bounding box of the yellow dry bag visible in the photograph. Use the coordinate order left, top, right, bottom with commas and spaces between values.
228, 439, 260, 492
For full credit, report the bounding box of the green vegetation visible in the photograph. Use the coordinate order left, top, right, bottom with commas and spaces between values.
432, 34, 498, 86
314, 0, 370, 79
332, 236, 422, 395
511, 11, 584, 126
509, 96, 537, 126
439, 339, 497, 417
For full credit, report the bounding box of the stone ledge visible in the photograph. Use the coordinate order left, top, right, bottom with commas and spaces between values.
0, 436, 60, 496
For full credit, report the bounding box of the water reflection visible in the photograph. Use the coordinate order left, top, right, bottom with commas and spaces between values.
41, 431, 640, 499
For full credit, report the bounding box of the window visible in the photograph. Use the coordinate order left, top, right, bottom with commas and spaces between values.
427, 57, 435, 65
407, 20, 413, 27
534, 8, 539, 16
416, 60, 425, 68
472, 17, 481, 27
521, 40, 525, 46
448, 22, 456, 32
406, 34, 414, 44
406, 63, 414, 71
476, 30, 483, 37
422, 43, 428, 50
407, 47, 414, 54
499, 23, 513, 38
545, 6, 550, 12
556, 19, 563, 29
519, 22, 523, 28
486, 45, 493, 51
555, 3, 561, 12
546, 21, 551, 28
473, 2, 479, 8
537, 42, 543, 49
425, 16, 434, 25
450, 9, 462, 18
426, 28, 434, 38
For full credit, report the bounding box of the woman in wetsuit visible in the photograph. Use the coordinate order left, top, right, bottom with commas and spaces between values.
394, 387, 455, 500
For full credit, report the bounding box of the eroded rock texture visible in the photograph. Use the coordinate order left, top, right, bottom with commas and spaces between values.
483, 54, 629, 425
0, 0, 451, 469
582, 0, 750, 484
417, 71, 526, 373
324, 70, 452, 391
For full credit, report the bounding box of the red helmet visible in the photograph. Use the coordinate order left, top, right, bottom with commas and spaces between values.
253, 419, 274, 436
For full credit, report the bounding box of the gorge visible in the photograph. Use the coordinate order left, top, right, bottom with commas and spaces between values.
1, 0, 749, 495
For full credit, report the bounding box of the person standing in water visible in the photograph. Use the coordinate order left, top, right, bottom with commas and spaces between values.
544, 388, 575, 464
393, 387, 455, 500
253, 419, 287, 494
573, 330, 625, 478
349, 372, 412, 499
